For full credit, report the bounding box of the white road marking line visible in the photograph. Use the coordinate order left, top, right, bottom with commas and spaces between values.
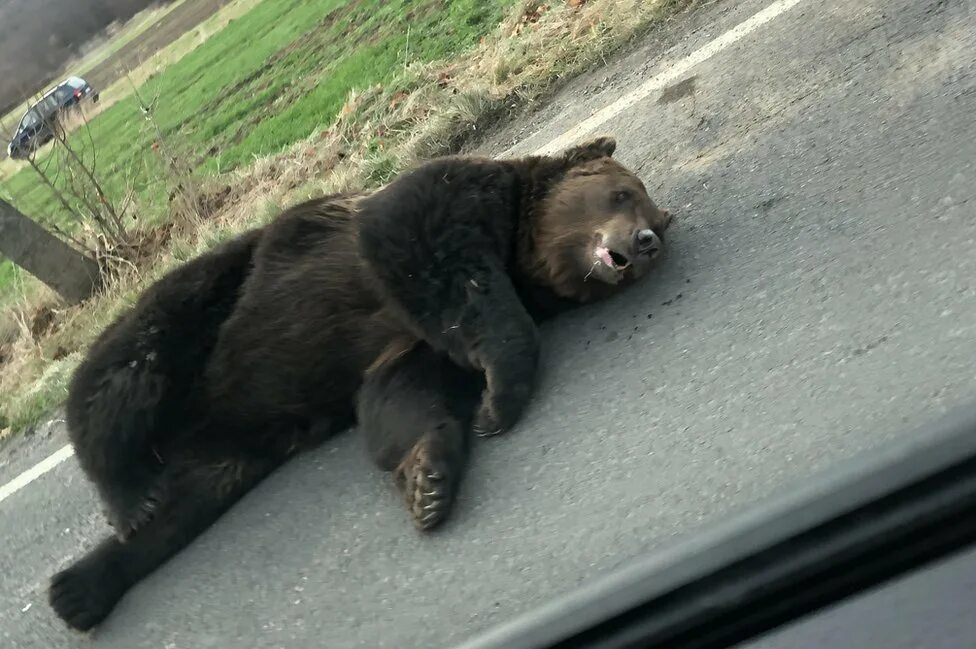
501, 0, 809, 158
0, 0, 807, 508
0, 444, 74, 505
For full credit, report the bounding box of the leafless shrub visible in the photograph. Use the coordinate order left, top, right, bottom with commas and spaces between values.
124, 72, 206, 235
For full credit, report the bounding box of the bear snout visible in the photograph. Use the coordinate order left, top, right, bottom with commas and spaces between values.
634, 228, 662, 258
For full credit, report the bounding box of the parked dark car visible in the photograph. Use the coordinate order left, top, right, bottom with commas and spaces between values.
6, 76, 99, 160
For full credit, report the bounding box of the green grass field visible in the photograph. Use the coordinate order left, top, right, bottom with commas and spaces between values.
0, 260, 19, 302
2, 0, 517, 235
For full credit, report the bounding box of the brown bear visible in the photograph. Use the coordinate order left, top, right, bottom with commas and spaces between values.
49, 136, 673, 631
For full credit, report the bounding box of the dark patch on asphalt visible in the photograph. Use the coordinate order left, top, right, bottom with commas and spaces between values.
658, 75, 698, 104
852, 335, 889, 357
758, 195, 787, 213
661, 292, 684, 306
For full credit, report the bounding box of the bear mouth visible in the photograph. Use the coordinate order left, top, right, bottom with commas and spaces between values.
594, 245, 630, 271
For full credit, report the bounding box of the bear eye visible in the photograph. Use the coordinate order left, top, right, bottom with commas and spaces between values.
613, 189, 632, 204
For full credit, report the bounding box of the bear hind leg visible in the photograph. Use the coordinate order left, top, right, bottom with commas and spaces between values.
394, 424, 466, 530
49, 450, 277, 632
357, 343, 482, 530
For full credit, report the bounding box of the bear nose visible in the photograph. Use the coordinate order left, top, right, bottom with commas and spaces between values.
634, 228, 661, 256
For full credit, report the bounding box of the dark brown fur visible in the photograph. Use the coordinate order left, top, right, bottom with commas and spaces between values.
49, 137, 672, 631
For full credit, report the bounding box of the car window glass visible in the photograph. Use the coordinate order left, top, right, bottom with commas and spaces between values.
20, 110, 40, 129
38, 96, 58, 114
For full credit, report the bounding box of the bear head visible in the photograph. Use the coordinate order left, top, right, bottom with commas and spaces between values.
521, 136, 673, 303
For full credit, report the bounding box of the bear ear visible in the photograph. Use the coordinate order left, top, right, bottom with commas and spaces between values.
562, 136, 616, 165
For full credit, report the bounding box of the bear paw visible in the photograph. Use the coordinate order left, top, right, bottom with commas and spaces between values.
49, 560, 122, 632
104, 487, 165, 542
472, 401, 505, 437
394, 440, 454, 531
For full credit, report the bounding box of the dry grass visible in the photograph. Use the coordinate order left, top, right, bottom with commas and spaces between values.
0, 0, 695, 432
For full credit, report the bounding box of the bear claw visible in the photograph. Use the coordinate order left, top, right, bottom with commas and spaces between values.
474, 426, 503, 437
471, 416, 501, 437
107, 490, 163, 541
472, 396, 515, 438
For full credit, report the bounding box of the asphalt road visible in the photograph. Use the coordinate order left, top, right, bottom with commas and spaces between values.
2, 0, 975, 647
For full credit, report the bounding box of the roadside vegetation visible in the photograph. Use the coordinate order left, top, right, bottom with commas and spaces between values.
0, 0, 693, 435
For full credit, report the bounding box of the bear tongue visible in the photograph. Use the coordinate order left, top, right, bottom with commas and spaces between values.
596, 246, 616, 269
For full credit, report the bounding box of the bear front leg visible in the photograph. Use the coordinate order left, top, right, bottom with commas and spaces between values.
357, 199, 541, 437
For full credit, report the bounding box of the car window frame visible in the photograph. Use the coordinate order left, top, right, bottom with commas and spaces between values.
452, 403, 976, 649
